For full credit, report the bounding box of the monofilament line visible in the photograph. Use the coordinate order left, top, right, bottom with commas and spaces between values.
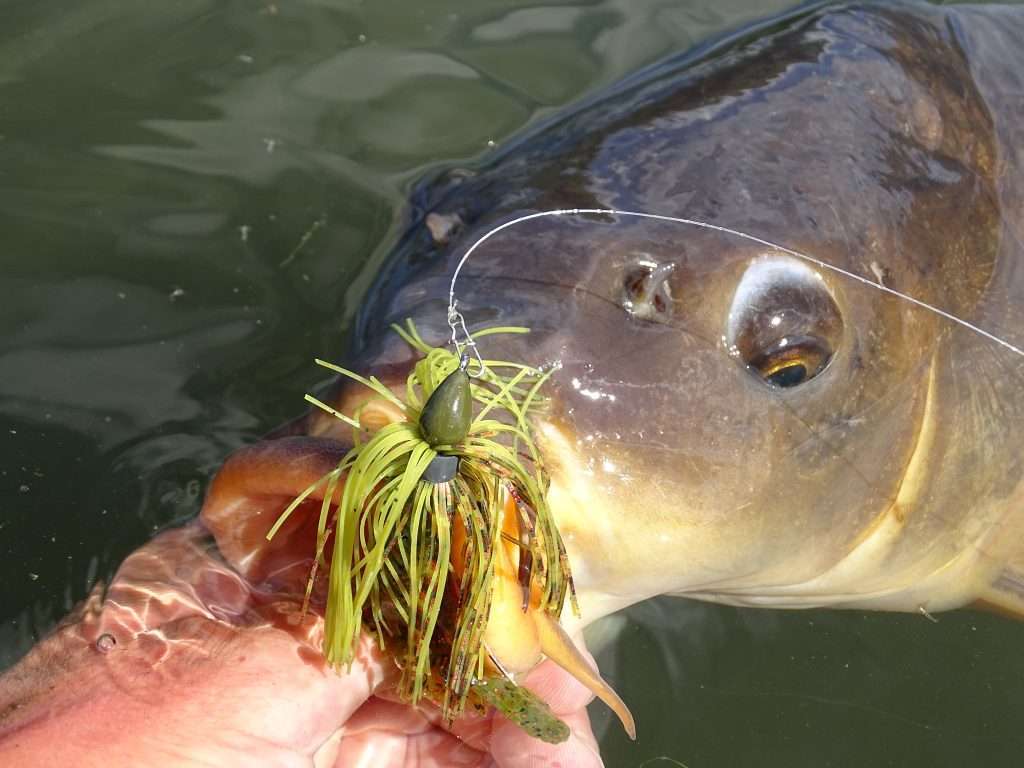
446, 208, 1024, 359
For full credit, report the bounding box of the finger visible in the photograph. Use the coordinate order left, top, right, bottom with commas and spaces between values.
341, 696, 436, 737
469, 633, 604, 767
333, 729, 485, 768
488, 705, 602, 768
483, 656, 603, 768
334, 698, 486, 768
443, 657, 598, 754
519, 650, 598, 716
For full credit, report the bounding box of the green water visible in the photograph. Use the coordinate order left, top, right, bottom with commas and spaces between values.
2, 1, 1023, 765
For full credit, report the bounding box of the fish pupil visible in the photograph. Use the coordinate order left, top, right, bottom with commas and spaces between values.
765, 363, 808, 388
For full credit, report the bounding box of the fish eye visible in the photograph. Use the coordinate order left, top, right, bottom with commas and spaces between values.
727, 257, 843, 390
747, 333, 833, 388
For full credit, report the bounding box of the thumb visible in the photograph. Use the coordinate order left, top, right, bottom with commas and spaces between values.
486, 653, 605, 768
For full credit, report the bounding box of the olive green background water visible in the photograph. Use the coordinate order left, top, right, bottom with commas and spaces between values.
2, 1, 1023, 765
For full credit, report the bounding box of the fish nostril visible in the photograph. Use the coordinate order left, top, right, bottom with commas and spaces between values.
622, 258, 675, 321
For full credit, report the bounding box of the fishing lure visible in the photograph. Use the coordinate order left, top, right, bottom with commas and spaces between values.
266, 320, 621, 741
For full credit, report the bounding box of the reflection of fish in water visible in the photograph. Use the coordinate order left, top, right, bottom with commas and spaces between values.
4, 0, 1024, 760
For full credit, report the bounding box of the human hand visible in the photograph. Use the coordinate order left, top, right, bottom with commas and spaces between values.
0, 439, 605, 767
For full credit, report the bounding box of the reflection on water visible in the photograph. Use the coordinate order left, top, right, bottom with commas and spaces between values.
3, 1, 1024, 766
589, 597, 1024, 766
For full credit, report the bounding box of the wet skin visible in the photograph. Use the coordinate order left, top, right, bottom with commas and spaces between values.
5, 2, 1024, 765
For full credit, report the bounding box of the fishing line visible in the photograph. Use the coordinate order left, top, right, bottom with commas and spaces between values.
446, 208, 1024, 361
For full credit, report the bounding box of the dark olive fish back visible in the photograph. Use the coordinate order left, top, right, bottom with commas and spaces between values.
360, 2, 1022, 342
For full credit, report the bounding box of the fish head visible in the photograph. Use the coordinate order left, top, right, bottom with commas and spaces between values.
362, 6, 1019, 627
